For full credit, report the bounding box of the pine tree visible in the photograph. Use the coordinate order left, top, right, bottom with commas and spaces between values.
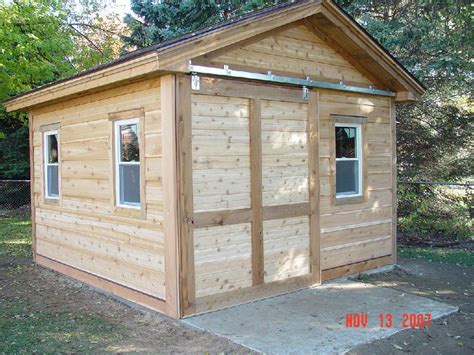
122, 0, 285, 51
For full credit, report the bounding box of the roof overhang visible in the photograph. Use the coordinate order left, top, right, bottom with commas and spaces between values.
3, 0, 425, 112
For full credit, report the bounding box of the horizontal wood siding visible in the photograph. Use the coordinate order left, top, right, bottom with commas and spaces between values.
191, 94, 251, 212
203, 25, 372, 87
260, 99, 311, 284
194, 223, 253, 298
261, 99, 309, 206
31, 77, 165, 299
319, 90, 393, 270
263, 216, 310, 282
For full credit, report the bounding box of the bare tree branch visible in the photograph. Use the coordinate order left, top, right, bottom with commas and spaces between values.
68, 22, 118, 35
68, 24, 103, 54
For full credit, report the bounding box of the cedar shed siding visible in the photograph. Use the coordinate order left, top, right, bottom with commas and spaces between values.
186, 24, 394, 314
4, 0, 424, 319
31, 78, 166, 307
197, 25, 373, 87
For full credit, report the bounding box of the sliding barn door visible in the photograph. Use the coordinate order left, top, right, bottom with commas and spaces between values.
190, 79, 320, 309
261, 99, 311, 282
192, 94, 253, 298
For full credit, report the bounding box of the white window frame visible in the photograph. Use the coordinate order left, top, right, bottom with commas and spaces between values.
335, 123, 363, 198
114, 118, 141, 209
43, 130, 59, 199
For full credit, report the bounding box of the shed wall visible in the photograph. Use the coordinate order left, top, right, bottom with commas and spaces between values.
186, 22, 394, 314
198, 24, 372, 87
30, 78, 166, 302
188, 84, 394, 314
190, 87, 315, 311
26, 19, 396, 318
319, 90, 393, 269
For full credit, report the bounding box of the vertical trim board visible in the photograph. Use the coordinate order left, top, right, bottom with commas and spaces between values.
249, 99, 264, 285
29, 114, 37, 261
176, 75, 196, 316
308, 91, 321, 284
161, 74, 180, 318
390, 99, 397, 264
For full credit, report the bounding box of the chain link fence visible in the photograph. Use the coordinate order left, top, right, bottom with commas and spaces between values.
0, 180, 31, 217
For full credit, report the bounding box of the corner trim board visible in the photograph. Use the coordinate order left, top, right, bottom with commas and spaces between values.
176, 74, 196, 316
390, 99, 397, 264
29, 113, 37, 261
161, 74, 181, 318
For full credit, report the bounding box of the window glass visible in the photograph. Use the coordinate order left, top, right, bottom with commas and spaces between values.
47, 165, 59, 196
47, 134, 58, 163
335, 125, 361, 197
115, 120, 140, 207
44, 131, 59, 198
335, 127, 356, 158
119, 165, 140, 204
120, 124, 139, 162
336, 160, 358, 195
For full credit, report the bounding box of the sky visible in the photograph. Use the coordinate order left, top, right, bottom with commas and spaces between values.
108, 0, 132, 18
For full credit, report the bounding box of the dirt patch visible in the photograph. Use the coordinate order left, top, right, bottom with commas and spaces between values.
2, 252, 472, 353
0, 258, 252, 354
349, 258, 474, 354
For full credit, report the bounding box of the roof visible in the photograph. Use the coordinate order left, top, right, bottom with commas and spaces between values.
3, 0, 425, 111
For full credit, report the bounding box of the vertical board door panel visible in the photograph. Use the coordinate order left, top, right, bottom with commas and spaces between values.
261, 99, 311, 283
191, 83, 315, 304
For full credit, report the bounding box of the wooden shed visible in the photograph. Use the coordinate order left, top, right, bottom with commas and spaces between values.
4, 0, 425, 319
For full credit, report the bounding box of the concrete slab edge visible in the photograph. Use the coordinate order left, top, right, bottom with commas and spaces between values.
358, 264, 396, 276
182, 320, 265, 354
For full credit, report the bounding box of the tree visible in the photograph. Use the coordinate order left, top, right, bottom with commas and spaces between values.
335, 0, 473, 181
123, 0, 286, 51
0, 1, 75, 104
0, 0, 125, 179
0, 0, 75, 179
124, 0, 472, 181
64, 0, 127, 71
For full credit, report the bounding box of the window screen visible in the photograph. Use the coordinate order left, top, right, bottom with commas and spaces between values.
44, 131, 59, 198
335, 125, 361, 197
115, 119, 140, 207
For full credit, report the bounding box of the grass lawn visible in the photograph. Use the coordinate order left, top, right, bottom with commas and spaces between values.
399, 246, 474, 266
0, 301, 124, 354
0, 216, 32, 258
0, 216, 126, 353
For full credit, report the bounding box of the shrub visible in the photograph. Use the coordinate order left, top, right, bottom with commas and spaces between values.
398, 183, 473, 242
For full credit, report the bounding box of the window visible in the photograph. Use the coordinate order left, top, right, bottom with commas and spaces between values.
44, 130, 59, 199
335, 123, 362, 198
115, 119, 141, 208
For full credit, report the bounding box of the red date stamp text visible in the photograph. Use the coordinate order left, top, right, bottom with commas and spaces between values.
345, 313, 431, 329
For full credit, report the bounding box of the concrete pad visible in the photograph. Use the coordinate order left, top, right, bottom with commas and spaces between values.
183, 279, 458, 354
